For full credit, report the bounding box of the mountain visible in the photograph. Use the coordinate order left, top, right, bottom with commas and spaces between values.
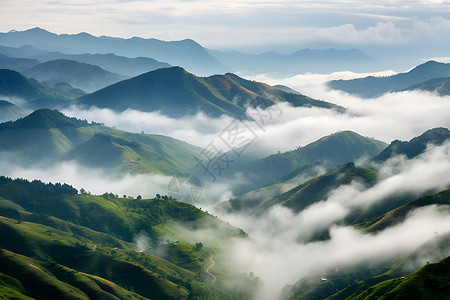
0, 53, 39, 71
208, 48, 374, 74
29, 51, 172, 77
328, 61, 450, 98
0, 100, 30, 123
373, 127, 450, 162
77, 66, 343, 118
0, 44, 172, 77
403, 76, 450, 96
0, 109, 202, 175
226, 162, 377, 214
0, 69, 85, 109
22, 59, 129, 92
226, 131, 387, 195
0, 176, 253, 299
0, 27, 223, 75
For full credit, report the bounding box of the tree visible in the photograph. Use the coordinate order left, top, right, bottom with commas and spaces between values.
137, 195, 142, 200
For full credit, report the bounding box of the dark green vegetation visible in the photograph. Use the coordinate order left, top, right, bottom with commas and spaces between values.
0, 69, 85, 109
77, 66, 343, 118
282, 188, 450, 300
0, 109, 202, 174
226, 131, 387, 195
22, 59, 129, 92
0, 27, 223, 75
0, 176, 255, 299
373, 127, 450, 162
328, 61, 450, 97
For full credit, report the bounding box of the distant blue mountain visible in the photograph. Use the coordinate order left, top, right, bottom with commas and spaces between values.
329, 61, 450, 98
0, 27, 223, 75
208, 48, 374, 74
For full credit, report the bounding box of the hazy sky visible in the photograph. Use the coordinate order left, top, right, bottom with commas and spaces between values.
1, 1, 450, 50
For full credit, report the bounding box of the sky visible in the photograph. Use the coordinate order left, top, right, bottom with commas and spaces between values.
1, 1, 450, 51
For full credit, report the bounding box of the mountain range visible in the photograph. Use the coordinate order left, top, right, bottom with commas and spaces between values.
0, 28, 223, 75
76, 66, 343, 118
22, 59, 129, 92
222, 130, 387, 196
209, 48, 374, 74
0, 66, 342, 120
0, 44, 172, 77
328, 60, 450, 97
0, 69, 85, 109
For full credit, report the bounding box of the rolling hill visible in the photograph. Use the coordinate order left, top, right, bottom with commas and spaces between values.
225, 130, 387, 195
0, 109, 202, 175
0, 176, 253, 299
0, 27, 223, 75
0, 69, 85, 109
328, 61, 450, 98
77, 66, 343, 118
22, 59, 129, 92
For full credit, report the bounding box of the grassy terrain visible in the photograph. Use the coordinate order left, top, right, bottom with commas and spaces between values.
227, 130, 387, 196
0, 176, 255, 299
0, 109, 202, 175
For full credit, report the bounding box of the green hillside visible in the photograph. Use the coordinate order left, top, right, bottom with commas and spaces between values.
0, 109, 202, 174
328, 60, 450, 98
228, 130, 387, 195
23, 59, 129, 92
77, 66, 343, 118
0, 69, 85, 109
373, 127, 450, 162
260, 163, 377, 213
0, 176, 254, 299
343, 256, 450, 300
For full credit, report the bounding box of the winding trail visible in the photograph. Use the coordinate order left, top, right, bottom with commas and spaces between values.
205, 254, 217, 284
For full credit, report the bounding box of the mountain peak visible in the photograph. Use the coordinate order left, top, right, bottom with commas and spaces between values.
0, 109, 90, 130
373, 127, 450, 161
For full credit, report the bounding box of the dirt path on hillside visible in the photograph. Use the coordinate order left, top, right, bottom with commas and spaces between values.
206, 254, 216, 284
